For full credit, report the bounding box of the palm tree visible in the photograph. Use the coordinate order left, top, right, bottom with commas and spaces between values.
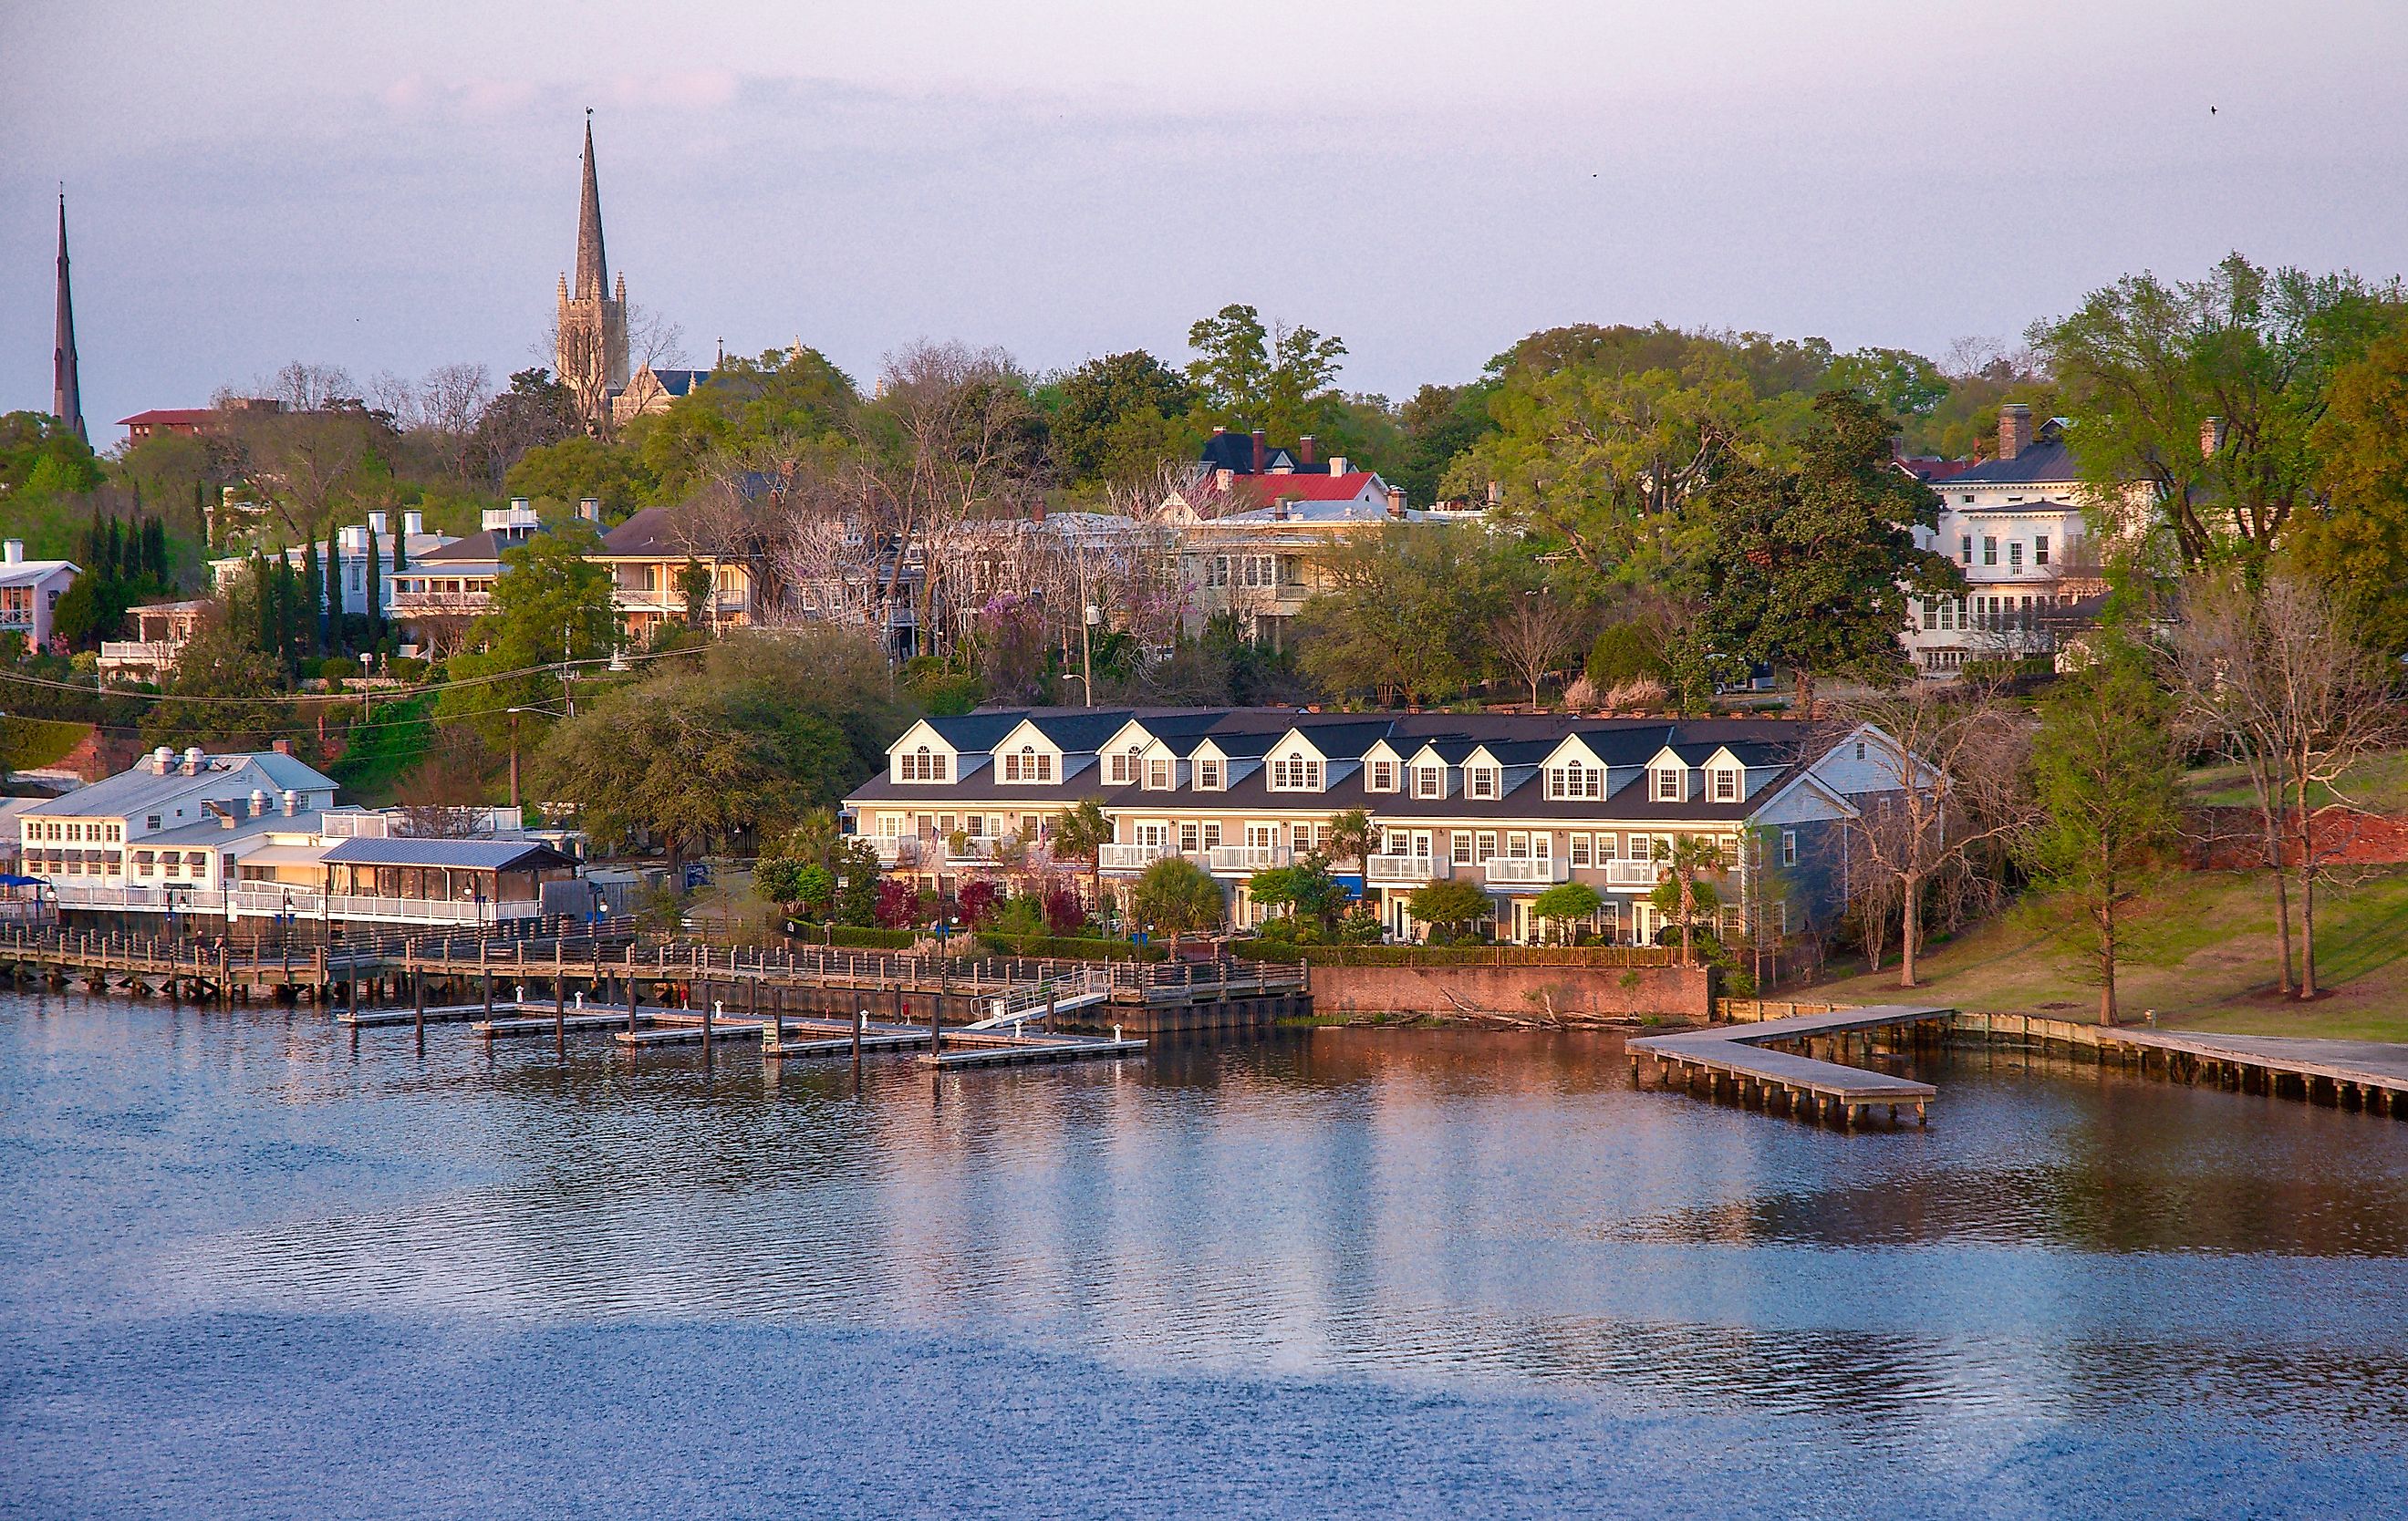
1322, 807, 1375, 874
1051, 798, 1115, 930
1651, 834, 1727, 965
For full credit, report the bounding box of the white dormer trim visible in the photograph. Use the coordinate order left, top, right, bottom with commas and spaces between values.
891, 719, 957, 784
1461, 745, 1506, 802
1361, 740, 1407, 794
1264, 730, 1329, 792
991, 719, 1064, 784
1646, 746, 1690, 804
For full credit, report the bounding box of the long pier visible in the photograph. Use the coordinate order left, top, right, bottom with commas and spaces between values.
1957, 1011, 2408, 1115
1629, 1004, 1956, 1127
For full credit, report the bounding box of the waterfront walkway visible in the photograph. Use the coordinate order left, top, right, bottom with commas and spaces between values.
1960, 1012, 2408, 1114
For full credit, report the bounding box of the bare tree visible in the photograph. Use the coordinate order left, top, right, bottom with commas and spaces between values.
260, 361, 362, 413
1836, 679, 2038, 987
1492, 590, 1582, 709
395, 728, 493, 838
628, 302, 689, 371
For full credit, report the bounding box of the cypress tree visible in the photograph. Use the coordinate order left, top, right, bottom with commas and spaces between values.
252, 554, 274, 657
301, 540, 323, 657
142, 518, 168, 586
324, 526, 346, 655
365, 527, 383, 646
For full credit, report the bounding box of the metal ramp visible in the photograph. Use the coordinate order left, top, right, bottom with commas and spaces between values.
960, 966, 1112, 1033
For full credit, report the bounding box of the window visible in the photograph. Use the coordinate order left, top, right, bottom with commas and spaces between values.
2008, 541, 2024, 571
1475, 832, 1497, 863
146, 814, 161, 832
1180, 822, 1201, 853
902, 745, 949, 782
1712, 769, 1739, 802
1570, 834, 1592, 867
1548, 763, 1602, 801
1469, 768, 1498, 800
1208, 556, 1230, 588
1452, 832, 1471, 865
1147, 758, 1171, 790
1292, 823, 1313, 851
2034, 534, 2050, 566
1922, 601, 1936, 630
1960, 534, 1973, 565
1982, 536, 1998, 566
1110, 747, 1143, 784
1414, 765, 1442, 799
1271, 756, 1323, 791
1597, 834, 1619, 863
1197, 759, 1223, 791
1652, 767, 1683, 802
1201, 822, 1221, 848
1370, 760, 1396, 792
1780, 830, 1799, 867
1854, 740, 1867, 760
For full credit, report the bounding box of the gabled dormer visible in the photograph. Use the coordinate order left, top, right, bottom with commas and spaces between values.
1360, 739, 1407, 794
1645, 745, 1692, 804
1263, 729, 1330, 793
1460, 745, 1508, 803
991, 719, 1064, 785
1190, 739, 1230, 792
1403, 742, 1458, 801
890, 719, 958, 784
1540, 734, 1609, 802
1138, 740, 1185, 792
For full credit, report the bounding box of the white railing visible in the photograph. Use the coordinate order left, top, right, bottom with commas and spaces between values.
868, 836, 920, 866
1207, 844, 1289, 873
1604, 861, 1665, 889
98, 639, 180, 667
1099, 843, 1171, 871
315, 894, 540, 925
47, 881, 225, 913
1365, 854, 1442, 884
231, 886, 325, 915
1484, 856, 1567, 886
944, 838, 1002, 863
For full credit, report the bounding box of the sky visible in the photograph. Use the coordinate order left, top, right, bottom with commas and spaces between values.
6, 0, 2406, 448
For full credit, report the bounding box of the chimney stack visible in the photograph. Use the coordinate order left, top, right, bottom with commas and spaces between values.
151, 745, 175, 775
367, 511, 389, 535
1030, 499, 1047, 525
577, 496, 600, 522
1251, 429, 1267, 473
403, 510, 424, 537
271, 739, 292, 756
1298, 435, 1316, 466
1328, 455, 1349, 477
282, 789, 299, 817
1273, 495, 1291, 522
2200, 416, 2226, 459
1214, 467, 1235, 492
250, 788, 269, 819
2, 540, 20, 564
1386, 486, 1406, 519
1998, 404, 2033, 461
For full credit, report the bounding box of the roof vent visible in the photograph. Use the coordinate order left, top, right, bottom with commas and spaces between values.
182, 746, 206, 775
152, 745, 175, 775
282, 789, 299, 817
250, 788, 269, 818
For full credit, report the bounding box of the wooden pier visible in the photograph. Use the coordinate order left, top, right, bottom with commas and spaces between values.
1956, 1012, 2408, 1115
1629, 1005, 1955, 1128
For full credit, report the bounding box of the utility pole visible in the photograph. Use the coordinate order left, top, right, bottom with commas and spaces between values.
1077, 542, 1096, 709
507, 709, 520, 809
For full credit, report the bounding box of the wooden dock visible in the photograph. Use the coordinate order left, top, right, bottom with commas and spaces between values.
1629, 1004, 1955, 1127
1956, 1013, 2408, 1114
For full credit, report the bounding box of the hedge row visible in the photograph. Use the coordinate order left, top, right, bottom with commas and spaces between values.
0, 717, 90, 771
976, 933, 1167, 962
816, 926, 918, 949
1227, 942, 1677, 967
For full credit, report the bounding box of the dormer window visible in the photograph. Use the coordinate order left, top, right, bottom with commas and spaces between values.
1369, 760, 1396, 792
1468, 767, 1498, 801
1413, 765, 1442, 799
1711, 769, 1739, 803
1002, 745, 1054, 782
1652, 767, 1685, 803
902, 745, 949, 782
1271, 756, 1323, 791
1196, 759, 1223, 791
1147, 757, 1172, 790
1109, 746, 1143, 785
1547, 763, 1602, 801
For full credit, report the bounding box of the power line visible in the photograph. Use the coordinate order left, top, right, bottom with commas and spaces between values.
0, 643, 706, 708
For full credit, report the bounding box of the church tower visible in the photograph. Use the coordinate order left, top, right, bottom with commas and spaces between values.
555, 114, 628, 433
53, 193, 85, 444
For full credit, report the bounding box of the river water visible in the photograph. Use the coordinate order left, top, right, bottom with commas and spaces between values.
3, 990, 2405, 1519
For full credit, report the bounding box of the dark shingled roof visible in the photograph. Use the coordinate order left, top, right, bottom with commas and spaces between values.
322, 838, 576, 871
1944, 437, 2080, 487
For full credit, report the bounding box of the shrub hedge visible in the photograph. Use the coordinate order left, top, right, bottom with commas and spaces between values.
1226, 942, 1677, 967
975, 933, 1167, 962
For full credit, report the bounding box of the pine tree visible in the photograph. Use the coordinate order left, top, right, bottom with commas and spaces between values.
324, 526, 345, 656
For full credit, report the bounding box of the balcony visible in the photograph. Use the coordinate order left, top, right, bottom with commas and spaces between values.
1483, 856, 1568, 886
1365, 854, 1440, 885
944, 837, 1002, 864
1099, 843, 1171, 872
867, 836, 921, 866
1207, 843, 1289, 874
98, 638, 182, 672
1604, 861, 1666, 890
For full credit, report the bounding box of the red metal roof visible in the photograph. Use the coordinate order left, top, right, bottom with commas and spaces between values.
1233, 471, 1381, 506
117, 409, 218, 429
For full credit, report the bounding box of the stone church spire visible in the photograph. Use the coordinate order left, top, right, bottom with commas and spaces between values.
53, 193, 85, 444
574, 111, 607, 304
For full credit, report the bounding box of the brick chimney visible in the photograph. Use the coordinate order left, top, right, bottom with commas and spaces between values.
2200, 416, 2226, 458
1272, 495, 1291, 522
1251, 429, 1267, 473
271, 739, 292, 756
1386, 486, 1406, 519
1297, 435, 1316, 466
1030, 499, 1047, 525
1998, 404, 2033, 460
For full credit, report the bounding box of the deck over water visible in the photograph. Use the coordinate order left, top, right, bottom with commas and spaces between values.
1630, 1004, 1953, 1121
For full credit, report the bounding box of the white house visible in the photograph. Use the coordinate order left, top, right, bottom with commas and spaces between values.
0, 540, 80, 652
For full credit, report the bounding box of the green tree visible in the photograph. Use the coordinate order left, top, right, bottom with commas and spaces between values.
678, 556, 713, 628
1247, 858, 1348, 931
1297, 523, 1505, 704
1685, 390, 1959, 709
503, 434, 658, 521
1051, 798, 1115, 919
323, 524, 345, 653
2289, 323, 2408, 653
1049, 350, 1196, 487
1406, 878, 1493, 942
830, 837, 882, 926
1386, 382, 1495, 508
638, 347, 859, 499
1322, 808, 1375, 873
140, 622, 285, 750
1185, 304, 1347, 442
1649, 835, 1726, 964
2037, 253, 2400, 568
2018, 639, 2182, 1026
1531, 881, 1604, 945
435, 523, 618, 751
1130, 855, 1223, 949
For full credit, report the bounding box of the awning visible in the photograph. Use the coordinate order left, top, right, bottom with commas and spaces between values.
236, 843, 334, 868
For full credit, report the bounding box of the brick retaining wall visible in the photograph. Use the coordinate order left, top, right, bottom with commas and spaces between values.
1306, 961, 1716, 1020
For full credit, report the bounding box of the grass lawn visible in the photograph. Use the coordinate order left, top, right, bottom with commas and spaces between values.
2186, 748, 2408, 812
1805, 866, 2408, 1044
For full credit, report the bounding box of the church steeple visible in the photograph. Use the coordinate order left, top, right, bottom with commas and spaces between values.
574, 111, 607, 304
53, 193, 85, 444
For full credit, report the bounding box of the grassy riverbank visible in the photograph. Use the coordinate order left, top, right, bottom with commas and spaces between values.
1806, 867, 2408, 1043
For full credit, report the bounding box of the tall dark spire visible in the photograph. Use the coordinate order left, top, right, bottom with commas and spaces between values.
53, 193, 85, 444
574, 111, 607, 304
